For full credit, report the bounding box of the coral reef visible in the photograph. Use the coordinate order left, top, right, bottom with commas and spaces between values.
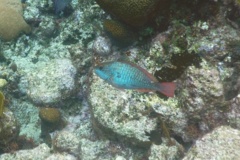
0, 0, 31, 41
1, 0, 240, 159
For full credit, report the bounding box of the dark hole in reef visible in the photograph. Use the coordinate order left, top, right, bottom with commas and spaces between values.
26, 19, 41, 28
148, 130, 162, 145
154, 52, 202, 82
154, 52, 201, 98
62, 36, 79, 45
173, 135, 193, 151
227, 40, 240, 63
0, 53, 6, 62
223, 66, 240, 101
170, 0, 220, 25
56, 5, 74, 17
226, 2, 240, 28
223, 40, 240, 100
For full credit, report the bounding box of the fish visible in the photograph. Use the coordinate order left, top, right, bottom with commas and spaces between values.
94, 61, 176, 97
53, 0, 71, 14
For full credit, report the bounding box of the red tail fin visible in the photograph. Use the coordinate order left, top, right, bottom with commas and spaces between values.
157, 82, 176, 97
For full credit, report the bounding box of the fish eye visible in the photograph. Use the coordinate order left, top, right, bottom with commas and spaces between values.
98, 66, 103, 70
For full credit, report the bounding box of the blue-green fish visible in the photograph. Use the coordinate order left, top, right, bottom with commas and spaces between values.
94, 61, 176, 97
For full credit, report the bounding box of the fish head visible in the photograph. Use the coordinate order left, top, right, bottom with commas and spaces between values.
94, 63, 113, 81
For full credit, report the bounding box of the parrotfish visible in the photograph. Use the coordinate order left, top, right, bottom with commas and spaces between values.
94, 61, 176, 97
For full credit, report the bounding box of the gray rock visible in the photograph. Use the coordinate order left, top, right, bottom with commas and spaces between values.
53, 130, 80, 155
0, 143, 51, 160
79, 139, 110, 160
46, 153, 77, 160
19, 59, 76, 104
0, 109, 19, 148
89, 71, 180, 146
183, 126, 240, 160
227, 94, 240, 129
177, 59, 227, 142
10, 99, 41, 143
148, 138, 184, 160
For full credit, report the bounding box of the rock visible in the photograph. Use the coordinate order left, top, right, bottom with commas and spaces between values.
46, 153, 77, 160
227, 94, 240, 129
79, 139, 110, 160
89, 70, 180, 147
0, 109, 19, 150
93, 36, 112, 56
0, 1, 31, 41
152, 100, 188, 143
0, 143, 51, 160
10, 99, 41, 143
19, 59, 76, 104
53, 131, 80, 155
177, 59, 227, 142
183, 126, 240, 159
148, 138, 184, 160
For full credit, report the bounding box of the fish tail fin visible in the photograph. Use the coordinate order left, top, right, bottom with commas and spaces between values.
156, 82, 176, 97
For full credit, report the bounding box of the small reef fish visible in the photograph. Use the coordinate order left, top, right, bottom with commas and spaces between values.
53, 0, 71, 14
94, 61, 176, 97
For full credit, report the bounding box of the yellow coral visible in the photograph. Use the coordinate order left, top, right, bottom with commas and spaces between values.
0, 79, 7, 88
0, 91, 5, 117
39, 107, 61, 123
0, 0, 23, 14
0, 1, 31, 41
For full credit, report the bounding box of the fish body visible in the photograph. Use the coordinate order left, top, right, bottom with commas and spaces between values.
53, 0, 71, 14
94, 61, 176, 97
